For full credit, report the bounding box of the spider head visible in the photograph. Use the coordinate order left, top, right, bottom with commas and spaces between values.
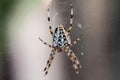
54, 24, 65, 33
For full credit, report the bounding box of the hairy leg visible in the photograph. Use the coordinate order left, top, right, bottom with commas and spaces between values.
67, 3, 73, 33
48, 7, 54, 36
38, 37, 52, 47
64, 47, 81, 74
43, 48, 56, 75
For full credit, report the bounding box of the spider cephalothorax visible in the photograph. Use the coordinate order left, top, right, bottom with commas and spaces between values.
39, 3, 82, 76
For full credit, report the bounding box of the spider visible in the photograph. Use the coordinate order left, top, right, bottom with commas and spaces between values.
39, 3, 82, 75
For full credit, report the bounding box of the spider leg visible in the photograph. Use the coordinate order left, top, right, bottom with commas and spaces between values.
67, 3, 73, 33
38, 37, 52, 48
64, 47, 82, 74
48, 7, 54, 36
43, 48, 56, 75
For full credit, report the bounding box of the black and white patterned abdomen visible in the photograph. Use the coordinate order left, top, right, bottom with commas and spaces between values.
53, 28, 68, 48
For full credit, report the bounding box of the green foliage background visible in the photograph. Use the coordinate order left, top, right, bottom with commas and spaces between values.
0, 0, 17, 80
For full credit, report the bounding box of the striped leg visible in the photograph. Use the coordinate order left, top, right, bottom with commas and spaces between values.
64, 47, 81, 74
67, 3, 73, 33
43, 49, 56, 75
48, 7, 54, 35
38, 37, 52, 47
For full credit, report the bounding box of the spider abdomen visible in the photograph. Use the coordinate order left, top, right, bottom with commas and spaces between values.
53, 26, 69, 48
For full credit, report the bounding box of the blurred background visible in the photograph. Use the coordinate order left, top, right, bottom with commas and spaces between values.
0, 0, 120, 80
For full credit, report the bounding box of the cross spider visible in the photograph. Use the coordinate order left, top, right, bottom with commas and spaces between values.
39, 3, 82, 75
